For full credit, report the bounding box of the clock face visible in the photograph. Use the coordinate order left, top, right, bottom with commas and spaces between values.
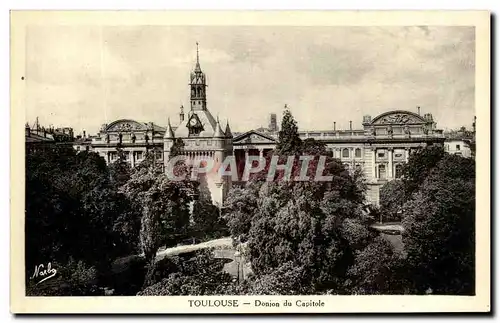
190, 118, 197, 126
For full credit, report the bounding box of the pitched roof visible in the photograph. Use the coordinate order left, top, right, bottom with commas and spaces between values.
174, 109, 218, 138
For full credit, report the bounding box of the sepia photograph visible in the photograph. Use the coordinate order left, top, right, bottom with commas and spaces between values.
10, 10, 490, 313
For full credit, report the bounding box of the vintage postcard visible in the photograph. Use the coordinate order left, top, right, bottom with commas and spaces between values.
10, 10, 490, 313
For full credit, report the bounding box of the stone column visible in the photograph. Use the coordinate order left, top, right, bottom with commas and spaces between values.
405, 148, 410, 163
131, 151, 135, 168
371, 147, 377, 179
388, 147, 394, 178
244, 149, 249, 162
258, 148, 263, 158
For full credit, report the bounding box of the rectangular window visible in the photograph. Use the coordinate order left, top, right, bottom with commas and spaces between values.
378, 152, 385, 158
456, 144, 461, 150
137, 151, 143, 160
379, 164, 386, 179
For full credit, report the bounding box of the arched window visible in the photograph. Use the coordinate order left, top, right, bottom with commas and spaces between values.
395, 164, 403, 178
378, 164, 386, 179
355, 148, 362, 158
342, 148, 349, 158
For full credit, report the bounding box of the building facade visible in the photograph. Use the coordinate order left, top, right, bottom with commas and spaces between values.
232, 109, 445, 205
89, 120, 166, 167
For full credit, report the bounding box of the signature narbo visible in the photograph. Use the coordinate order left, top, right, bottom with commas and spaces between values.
30, 262, 57, 285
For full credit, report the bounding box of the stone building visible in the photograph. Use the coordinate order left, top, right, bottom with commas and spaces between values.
25, 119, 75, 153
443, 119, 475, 158
56, 46, 453, 206
233, 108, 445, 205
89, 120, 166, 167
163, 44, 233, 206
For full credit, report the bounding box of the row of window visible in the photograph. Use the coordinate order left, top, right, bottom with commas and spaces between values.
342, 163, 403, 179
185, 140, 219, 146
340, 148, 363, 158
377, 164, 403, 179
109, 151, 149, 162
338, 148, 411, 160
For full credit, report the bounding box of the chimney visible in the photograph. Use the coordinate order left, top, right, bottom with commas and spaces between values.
349, 121, 352, 130
333, 121, 336, 131
269, 113, 277, 132
83, 130, 86, 138
417, 106, 421, 115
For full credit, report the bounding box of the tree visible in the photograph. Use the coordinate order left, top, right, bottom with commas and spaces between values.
240, 261, 311, 295
401, 145, 445, 198
379, 180, 406, 222
242, 138, 368, 294
25, 147, 139, 294
276, 106, 302, 155
302, 138, 329, 156
170, 138, 185, 158
121, 153, 194, 286
26, 258, 100, 296
137, 249, 236, 296
190, 175, 228, 241
401, 154, 475, 295
346, 236, 407, 295
222, 183, 261, 243
108, 147, 132, 188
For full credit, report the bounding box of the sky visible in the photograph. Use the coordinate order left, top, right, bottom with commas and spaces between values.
24, 25, 475, 135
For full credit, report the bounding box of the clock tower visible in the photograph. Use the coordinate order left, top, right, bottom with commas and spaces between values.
163, 43, 233, 207
190, 42, 207, 111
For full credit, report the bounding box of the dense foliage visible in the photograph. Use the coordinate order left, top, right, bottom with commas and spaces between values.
190, 176, 229, 241
223, 108, 373, 294
26, 111, 475, 296
138, 249, 236, 296
25, 147, 141, 295
401, 153, 475, 294
378, 145, 475, 295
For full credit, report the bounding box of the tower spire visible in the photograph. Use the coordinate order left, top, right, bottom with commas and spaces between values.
164, 117, 175, 139
214, 116, 224, 138
195, 42, 201, 72
190, 42, 206, 110
225, 120, 233, 138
